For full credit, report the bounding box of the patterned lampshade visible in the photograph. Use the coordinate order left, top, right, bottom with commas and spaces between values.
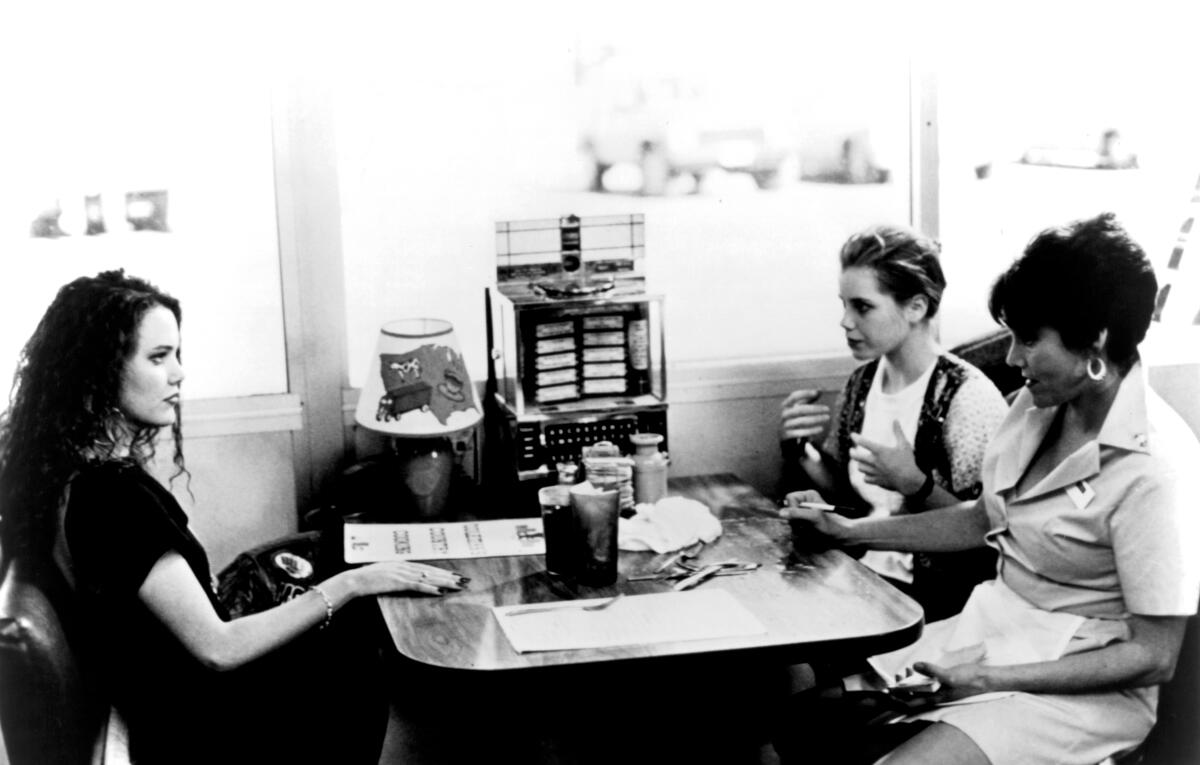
354, 318, 481, 437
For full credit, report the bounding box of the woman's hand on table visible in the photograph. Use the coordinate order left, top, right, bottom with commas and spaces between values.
343, 561, 467, 598
779, 490, 857, 544
781, 389, 831, 441
849, 422, 925, 495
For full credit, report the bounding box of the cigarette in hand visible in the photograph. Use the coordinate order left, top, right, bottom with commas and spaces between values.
795, 501, 854, 514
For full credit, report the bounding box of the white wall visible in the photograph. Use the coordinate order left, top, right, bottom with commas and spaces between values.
162, 432, 298, 572
146, 395, 302, 571
666, 355, 856, 494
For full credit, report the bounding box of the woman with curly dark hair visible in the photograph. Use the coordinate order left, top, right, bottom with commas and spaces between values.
0, 271, 464, 764
0, 272, 186, 570
777, 213, 1200, 764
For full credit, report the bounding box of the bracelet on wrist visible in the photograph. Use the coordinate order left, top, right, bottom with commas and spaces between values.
908, 471, 935, 502
310, 585, 334, 630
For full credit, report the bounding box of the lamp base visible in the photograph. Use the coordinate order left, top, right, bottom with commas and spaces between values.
392, 437, 456, 520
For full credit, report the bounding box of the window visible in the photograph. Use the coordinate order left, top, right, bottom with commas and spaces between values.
334, 4, 916, 387
936, 11, 1200, 341
0, 11, 286, 399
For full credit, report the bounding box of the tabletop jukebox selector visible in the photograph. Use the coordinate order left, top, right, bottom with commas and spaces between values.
485, 214, 667, 488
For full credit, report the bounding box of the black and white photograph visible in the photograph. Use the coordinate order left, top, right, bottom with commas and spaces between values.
1, 1, 1199, 764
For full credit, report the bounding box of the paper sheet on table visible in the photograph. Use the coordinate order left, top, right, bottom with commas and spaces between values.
494, 589, 766, 653
344, 519, 546, 563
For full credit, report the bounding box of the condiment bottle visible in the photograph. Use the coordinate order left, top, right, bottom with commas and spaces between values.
630, 433, 669, 505
580, 441, 635, 513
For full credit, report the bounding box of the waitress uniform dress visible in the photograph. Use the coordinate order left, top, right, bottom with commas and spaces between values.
870, 363, 1200, 765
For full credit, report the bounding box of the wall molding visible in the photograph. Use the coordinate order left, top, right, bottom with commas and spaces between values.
339, 352, 856, 419
181, 394, 303, 439
666, 354, 857, 403
248, 339, 1198, 438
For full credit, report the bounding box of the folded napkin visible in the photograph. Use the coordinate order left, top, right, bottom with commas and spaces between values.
617, 497, 722, 554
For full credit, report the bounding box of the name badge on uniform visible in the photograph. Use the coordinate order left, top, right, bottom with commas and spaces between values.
1066, 480, 1096, 509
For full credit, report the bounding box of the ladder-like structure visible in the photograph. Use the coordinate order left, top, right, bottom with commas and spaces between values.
1153, 172, 1200, 325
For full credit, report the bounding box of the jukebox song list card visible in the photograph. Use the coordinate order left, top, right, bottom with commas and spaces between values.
344, 519, 546, 563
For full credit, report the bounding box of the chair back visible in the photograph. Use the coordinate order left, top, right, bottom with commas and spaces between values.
1125, 366, 1200, 763
1127, 607, 1200, 763
949, 328, 1025, 399
0, 554, 109, 765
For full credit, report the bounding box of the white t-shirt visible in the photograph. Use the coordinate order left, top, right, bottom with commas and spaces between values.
849, 356, 936, 583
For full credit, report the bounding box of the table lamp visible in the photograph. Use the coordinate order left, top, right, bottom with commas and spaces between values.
354, 318, 482, 519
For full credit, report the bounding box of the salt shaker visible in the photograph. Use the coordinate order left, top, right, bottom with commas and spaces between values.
630, 433, 669, 505
555, 461, 580, 486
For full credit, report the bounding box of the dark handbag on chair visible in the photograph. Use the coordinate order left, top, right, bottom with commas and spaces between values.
216, 530, 328, 618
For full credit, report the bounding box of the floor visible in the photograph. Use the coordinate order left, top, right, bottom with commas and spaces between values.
374, 652, 790, 765
377, 705, 783, 765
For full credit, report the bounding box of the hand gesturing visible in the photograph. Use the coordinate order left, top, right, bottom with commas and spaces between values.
849, 421, 925, 495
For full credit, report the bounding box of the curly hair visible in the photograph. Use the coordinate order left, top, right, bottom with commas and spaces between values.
0, 270, 186, 568
839, 224, 946, 319
988, 212, 1157, 371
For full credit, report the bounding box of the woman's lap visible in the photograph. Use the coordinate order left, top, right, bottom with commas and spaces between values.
773, 685, 1155, 765
228, 598, 389, 762
129, 598, 390, 764
907, 690, 1154, 765
771, 690, 932, 764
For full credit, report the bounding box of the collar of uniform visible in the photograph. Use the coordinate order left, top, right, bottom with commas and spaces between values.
991, 361, 1151, 497
1095, 361, 1152, 454
992, 390, 1057, 495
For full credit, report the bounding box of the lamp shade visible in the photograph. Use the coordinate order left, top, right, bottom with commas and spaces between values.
355, 318, 481, 437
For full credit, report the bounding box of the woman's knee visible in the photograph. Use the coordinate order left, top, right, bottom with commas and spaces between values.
874, 722, 989, 765
771, 690, 927, 765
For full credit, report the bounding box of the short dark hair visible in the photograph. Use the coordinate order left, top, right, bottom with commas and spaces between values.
988, 212, 1156, 370
839, 224, 946, 318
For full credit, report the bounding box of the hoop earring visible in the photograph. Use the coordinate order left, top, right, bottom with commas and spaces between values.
1087, 356, 1108, 382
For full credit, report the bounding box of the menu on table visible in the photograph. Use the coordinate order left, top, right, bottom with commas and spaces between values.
344, 518, 546, 563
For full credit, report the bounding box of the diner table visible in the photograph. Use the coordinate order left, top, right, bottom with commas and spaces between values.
376, 473, 923, 672
373, 473, 924, 764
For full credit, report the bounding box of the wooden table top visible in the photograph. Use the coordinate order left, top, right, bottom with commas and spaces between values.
375, 473, 923, 672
